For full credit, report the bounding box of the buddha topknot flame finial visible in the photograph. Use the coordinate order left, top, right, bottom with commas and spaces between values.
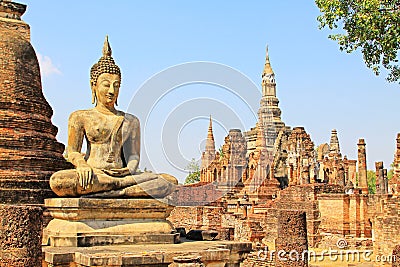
102, 35, 112, 57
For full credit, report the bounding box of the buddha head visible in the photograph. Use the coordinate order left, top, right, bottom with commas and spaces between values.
90, 36, 121, 106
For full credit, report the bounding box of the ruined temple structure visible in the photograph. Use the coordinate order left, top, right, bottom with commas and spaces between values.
316, 129, 347, 186
285, 127, 316, 185
0, 0, 71, 204
200, 116, 217, 183
200, 48, 290, 201
170, 44, 400, 267
200, 122, 247, 195
198, 50, 366, 202
389, 133, 400, 194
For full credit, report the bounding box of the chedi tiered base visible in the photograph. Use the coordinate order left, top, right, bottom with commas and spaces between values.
44, 198, 179, 247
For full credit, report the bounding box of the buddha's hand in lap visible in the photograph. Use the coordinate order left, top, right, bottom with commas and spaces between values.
102, 167, 131, 177
77, 165, 93, 190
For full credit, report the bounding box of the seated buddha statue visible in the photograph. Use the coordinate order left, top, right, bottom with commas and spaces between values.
50, 36, 178, 198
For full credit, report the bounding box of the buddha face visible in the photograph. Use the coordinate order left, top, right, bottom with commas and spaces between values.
93, 73, 121, 108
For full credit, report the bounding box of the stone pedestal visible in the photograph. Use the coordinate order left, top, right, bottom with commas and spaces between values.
44, 198, 179, 247
171, 255, 203, 267
43, 241, 251, 267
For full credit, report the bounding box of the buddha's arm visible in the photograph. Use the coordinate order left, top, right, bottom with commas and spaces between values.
67, 111, 93, 189
125, 118, 140, 173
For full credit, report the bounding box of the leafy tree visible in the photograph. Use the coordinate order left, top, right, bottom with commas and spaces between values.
184, 158, 201, 184
388, 162, 394, 179
218, 146, 225, 160
367, 170, 376, 194
315, 0, 400, 83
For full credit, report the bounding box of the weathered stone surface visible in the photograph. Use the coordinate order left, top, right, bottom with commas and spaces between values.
393, 245, 400, 267
0, 1, 72, 205
370, 195, 400, 265
44, 198, 177, 247
171, 255, 203, 267
0, 204, 43, 267
275, 210, 308, 267
43, 241, 251, 267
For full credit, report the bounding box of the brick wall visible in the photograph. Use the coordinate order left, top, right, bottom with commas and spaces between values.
370, 195, 400, 266
169, 183, 223, 206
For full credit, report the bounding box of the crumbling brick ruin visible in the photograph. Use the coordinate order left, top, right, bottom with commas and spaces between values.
170, 43, 400, 267
0, 2, 72, 266
275, 210, 308, 267
0, 1, 71, 205
0, 204, 43, 267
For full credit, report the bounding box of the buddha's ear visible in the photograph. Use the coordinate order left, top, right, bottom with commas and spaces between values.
90, 79, 97, 105
90, 79, 95, 90
91, 90, 97, 105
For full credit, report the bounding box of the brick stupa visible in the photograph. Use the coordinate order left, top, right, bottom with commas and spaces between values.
0, 0, 72, 204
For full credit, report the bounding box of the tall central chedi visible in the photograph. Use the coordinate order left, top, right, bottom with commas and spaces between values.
246, 47, 286, 154
0, 0, 71, 204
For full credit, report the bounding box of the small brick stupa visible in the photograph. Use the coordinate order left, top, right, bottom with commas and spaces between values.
0, 0, 72, 204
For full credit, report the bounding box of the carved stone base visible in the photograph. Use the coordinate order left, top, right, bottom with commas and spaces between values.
44, 198, 178, 247
43, 241, 252, 267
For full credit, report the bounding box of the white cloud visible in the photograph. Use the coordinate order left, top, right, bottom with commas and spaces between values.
37, 53, 61, 77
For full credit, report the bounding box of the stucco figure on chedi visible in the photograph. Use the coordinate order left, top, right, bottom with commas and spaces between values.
50, 36, 177, 198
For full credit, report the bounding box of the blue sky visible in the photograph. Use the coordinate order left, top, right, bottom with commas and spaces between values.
21, 1, 399, 181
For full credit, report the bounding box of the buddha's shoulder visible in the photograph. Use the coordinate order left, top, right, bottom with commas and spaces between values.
122, 112, 140, 126
68, 109, 98, 123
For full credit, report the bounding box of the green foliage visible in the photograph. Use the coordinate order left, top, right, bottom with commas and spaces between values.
388, 162, 394, 179
315, 0, 400, 83
367, 170, 376, 194
218, 146, 224, 160
184, 158, 201, 184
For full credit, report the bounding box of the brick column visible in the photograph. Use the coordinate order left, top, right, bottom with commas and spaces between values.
357, 139, 368, 193
0, 204, 43, 267
375, 161, 385, 194
347, 160, 357, 187
275, 210, 308, 267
